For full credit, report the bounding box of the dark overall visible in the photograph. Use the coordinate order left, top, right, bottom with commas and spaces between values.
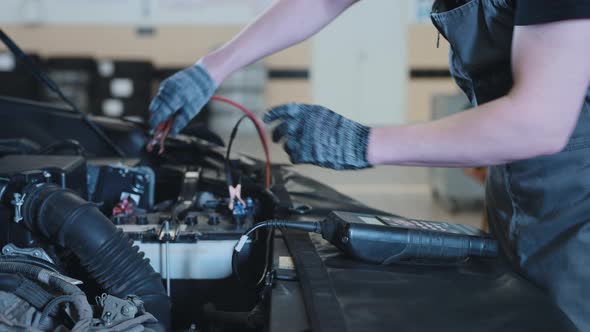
431, 0, 590, 330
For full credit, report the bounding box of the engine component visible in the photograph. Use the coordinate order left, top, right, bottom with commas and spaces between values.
0, 290, 63, 331
0, 154, 88, 199
0, 154, 88, 250
2, 243, 54, 264
0, 268, 159, 331
0, 254, 60, 275
87, 159, 155, 215
0, 262, 93, 331
0, 273, 62, 331
93, 293, 158, 330
21, 183, 170, 330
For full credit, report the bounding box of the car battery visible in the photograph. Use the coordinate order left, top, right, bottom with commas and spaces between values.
113, 211, 252, 280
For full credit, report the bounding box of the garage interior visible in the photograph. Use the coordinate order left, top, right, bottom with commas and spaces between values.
0, 1, 584, 332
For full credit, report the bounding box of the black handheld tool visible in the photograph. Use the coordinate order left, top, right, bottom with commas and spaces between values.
320, 211, 498, 264
233, 212, 498, 281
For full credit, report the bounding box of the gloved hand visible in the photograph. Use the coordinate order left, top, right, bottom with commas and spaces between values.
149, 61, 217, 136
264, 103, 372, 170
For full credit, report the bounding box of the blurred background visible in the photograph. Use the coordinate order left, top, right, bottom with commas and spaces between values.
0, 0, 485, 228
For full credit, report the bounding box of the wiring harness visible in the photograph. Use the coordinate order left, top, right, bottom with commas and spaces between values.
232, 220, 321, 286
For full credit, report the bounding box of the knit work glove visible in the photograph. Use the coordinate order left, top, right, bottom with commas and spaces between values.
264, 103, 372, 170
149, 61, 216, 136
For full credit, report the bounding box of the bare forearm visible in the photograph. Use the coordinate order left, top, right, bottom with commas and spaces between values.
367, 96, 566, 168
368, 21, 590, 169
202, 0, 357, 84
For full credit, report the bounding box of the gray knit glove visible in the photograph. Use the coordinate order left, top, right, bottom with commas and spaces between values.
264, 103, 372, 170
149, 62, 216, 136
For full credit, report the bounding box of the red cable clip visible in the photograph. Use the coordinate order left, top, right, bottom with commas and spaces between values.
147, 116, 175, 154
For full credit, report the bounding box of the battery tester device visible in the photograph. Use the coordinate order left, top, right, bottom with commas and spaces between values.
321, 211, 498, 264
234, 211, 499, 271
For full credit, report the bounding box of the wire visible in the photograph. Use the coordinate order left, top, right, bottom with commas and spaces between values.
211, 96, 271, 188
39, 139, 86, 156
0, 29, 125, 157
38, 295, 78, 329
0, 256, 60, 274
230, 224, 274, 287
225, 115, 249, 187
231, 223, 269, 286
257, 228, 274, 286
232, 220, 320, 286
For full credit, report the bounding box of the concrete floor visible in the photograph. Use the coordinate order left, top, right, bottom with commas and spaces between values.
232, 135, 486, 229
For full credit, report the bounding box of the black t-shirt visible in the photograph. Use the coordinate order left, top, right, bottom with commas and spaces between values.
516, 0, 590, 25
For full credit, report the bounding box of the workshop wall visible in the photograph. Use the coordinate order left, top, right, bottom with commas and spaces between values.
312, 0, 408, 126
0, 25, 312, 110
0, 0, 271, 25
1, 0, 460, 127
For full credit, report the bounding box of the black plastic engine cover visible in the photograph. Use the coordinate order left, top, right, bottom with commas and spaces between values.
0, 96, 147, 158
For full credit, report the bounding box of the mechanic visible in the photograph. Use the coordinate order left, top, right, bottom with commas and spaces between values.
149, 0, 590, 329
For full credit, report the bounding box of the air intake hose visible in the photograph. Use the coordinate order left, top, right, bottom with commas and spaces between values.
22, 183, 170, 330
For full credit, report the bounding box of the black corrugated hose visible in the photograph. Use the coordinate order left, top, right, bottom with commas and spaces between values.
22, 183, 170, 331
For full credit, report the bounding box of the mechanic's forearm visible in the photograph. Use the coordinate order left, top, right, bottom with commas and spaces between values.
202, 0, 357, 84
367, 96, 566, 167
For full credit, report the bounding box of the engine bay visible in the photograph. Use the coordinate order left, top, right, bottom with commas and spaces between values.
0, 101, 283, 331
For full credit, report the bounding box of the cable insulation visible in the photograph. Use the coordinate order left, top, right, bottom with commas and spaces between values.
211, 95, 271, 188
232, 220, 320, 286
225, 115, 249, 187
